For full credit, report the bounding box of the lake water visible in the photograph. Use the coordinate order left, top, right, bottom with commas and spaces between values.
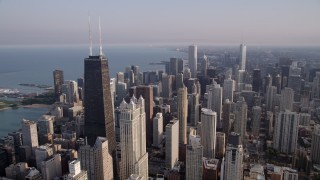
0, 45, 187, 137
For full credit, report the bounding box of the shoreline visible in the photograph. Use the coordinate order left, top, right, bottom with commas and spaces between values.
0, 104, 51, 111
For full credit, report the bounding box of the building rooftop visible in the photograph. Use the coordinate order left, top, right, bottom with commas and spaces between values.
203, 158, 219, 170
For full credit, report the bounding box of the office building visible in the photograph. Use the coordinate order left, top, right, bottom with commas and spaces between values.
252, 69, 261, 92
62, 80, 80, 105
186, 135, 203, 180
35, 144, 53, 171
189, 45, 198, 78
234, 97, 248, 144
188, 93, 200, 126
166, 120, 179, 169
273, 110, 299, 154
21, 119, 38, 153
78, 137, 113, 180
223, 132, 243, 180
223, 77, 235, 102
216, 132, 226, 158
207, 81, 223, 129
177, 87, 188, 144
41, 154, 62, 180
239, 44, 246, 70
252, 106, 262, 136
280, 87, 294, 111
266, 86, 277, 112
161, 74, 173, 98
201, 108, 217, 158
311, 124, 320, 164
202, 158, 219, 180
201, 53, 208, 76
53, 70, 64, 100
119, 96, 148, 179
65, 160, 88, 180
222, 99, 233, 139
153, 113, 163, 148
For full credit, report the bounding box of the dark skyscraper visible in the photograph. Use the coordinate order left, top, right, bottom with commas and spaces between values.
252, 69, 261, 93
53, 70, 64, 100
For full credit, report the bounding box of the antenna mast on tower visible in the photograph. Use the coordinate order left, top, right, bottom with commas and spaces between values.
99, 16, 103, 56
88, 15, 93, 56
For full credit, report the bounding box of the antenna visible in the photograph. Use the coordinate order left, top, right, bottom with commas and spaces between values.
99, 16, 103, 56
88, 14, 93, 56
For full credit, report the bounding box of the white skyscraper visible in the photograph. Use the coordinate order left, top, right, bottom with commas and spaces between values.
189, 45, 198, 78
311, 124, 320, 164
177, 86, 188, 144
273, 110, 299, 154
234, 97, 248, 144
186, 135, 203, 180
201, 108, 217, 158
153, 113, 163, 148
252, 106, 262, 136
119, 96, 148, 180
280, 87, 294, 111
223, 77, 235, 102
239, 44, 246, 71
78, 137, 113, 180
223, 132, 244, 180
21, 119, 38, 153
165, 119, 179, 169
207, 81, 223, 129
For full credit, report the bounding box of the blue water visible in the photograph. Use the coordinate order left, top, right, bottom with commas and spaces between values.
0, 107, 48, 137
0, 45, 186, 137
0, 45, 186, 93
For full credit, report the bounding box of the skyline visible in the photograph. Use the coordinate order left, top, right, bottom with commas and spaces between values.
0, 1, 319, 46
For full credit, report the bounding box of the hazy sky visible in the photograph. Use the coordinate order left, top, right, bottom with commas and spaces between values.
0, 0, 320, 46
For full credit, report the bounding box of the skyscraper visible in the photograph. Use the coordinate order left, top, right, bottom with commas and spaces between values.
119, 96, 148, 179
252, 106, 262, 136
165, 120, 179, 169
207, 81, 223, 129
266, 86, 277, 112
153, 113, 163, 148
53, 70, 64, 100
223, 77, 235, 102
223, 132, 244, 180
252, 69, 261, 93
177, 87, 188, 144
188, 93, 200, 126
234, 97, 248, 144
78, 137, 113, 180
21, 119, 38, 153
311, 124, 320, 164
201, 108, 217, 158
186, 135, 203, 180
280, 87, 294, 111
273, 110, 299, 154
83, 50, 116, 154
239, 44, 246, 71
201, 53, 208, 76
189, 45, 198, 78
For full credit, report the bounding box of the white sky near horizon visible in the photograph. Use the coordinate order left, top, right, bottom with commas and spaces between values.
0, 0, 320, 46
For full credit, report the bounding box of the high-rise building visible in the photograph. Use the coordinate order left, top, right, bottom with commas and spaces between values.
35, 144, 53, 171
189, 45, 198, 78
223, 77, 235, 102
264, 74, 272, 93
216, 132, 226, 158
267, 111, 274, 138
311, 124, 320, 164
222, 99, 233, 139
223, 132, 244, 180
165, 120, 179, 169
170, 58, 178, 75
161, 74, 173, 98
273, 110, 299, 154
134, 85, 154, 147
207, 81, 223, 129
266, 86, 277, 112
273, 74, 282, 94
280, 87, 294, 111
176, 73, 184, 90
201, 108, 217, 158
21, 119, 38, 153
239, 44, 246, 71
188, 93, 200, 126
234, 97, 248, 144
252, 106, 262, 136
201, 53, 208, 76
41, 154, 62, 180
53, 70, 64, 100
252, 69, 261, 93
78, 137, 113, 180
62, 80, 80, 105
119, 96, 148, 179
116, 82, 127, 105
177, 87, 188, 144
65, 160, 88, 180
186, 135, 203, 180
153, 113, 163, 148
288, 75, 302, 101
83, 52, 116, 148
202, 158, 219, 180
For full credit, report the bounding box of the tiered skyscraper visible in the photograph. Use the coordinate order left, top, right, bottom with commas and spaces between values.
119, 96, 148, 179
189, 45, 198, 78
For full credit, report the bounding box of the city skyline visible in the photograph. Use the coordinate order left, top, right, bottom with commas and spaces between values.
0, 1, 320, 46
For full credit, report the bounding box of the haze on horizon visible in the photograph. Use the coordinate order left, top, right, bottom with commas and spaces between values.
0, 0, 319, 46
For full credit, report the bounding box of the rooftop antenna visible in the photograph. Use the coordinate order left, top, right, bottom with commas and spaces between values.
99, 16, 103, 56
88, 14, 93, 56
